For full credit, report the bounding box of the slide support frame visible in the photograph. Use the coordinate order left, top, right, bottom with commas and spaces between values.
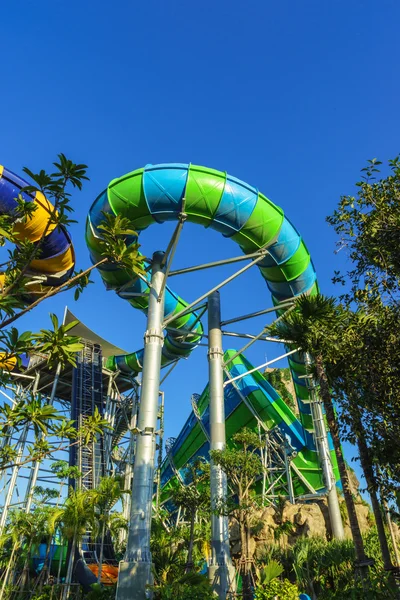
116, 251, 166, 600
207, 291, 236, 599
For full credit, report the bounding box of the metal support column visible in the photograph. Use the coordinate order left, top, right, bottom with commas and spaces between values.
207, 291, 236, 598
305, 353, 344, 540
116, 251, 166, 600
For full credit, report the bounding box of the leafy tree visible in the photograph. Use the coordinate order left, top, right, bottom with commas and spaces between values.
327, 156, 400, 569
171, 458, 210, 572
268, 295, 370, 577
59, 487, 98, 599
326, 307, 397, 571
92, 476, 129, 583
327, 156, 400, 305
211, 428, 264, 600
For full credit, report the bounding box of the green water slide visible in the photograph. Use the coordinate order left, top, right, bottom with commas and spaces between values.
86, 163, 339, 499
159, 350, 339, 506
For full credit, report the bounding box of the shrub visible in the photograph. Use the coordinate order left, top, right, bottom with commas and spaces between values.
254, 577, 300, 600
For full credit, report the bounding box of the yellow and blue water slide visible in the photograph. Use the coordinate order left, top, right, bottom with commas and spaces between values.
87, 163, 339, 494
0, 166, 75, 287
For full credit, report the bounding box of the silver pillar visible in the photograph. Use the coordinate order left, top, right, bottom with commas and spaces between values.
207, 291, 235, 598
116, 252, 166, 600
305, 353, 344, 540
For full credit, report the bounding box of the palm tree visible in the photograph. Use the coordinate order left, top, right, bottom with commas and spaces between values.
92, 475, 129, 583
171, 459, 210, 572
34, 506, 64, 590
0, 508, 49, 594
268, 294, 369, 574
108, 512, 128, 556
59, 487, 97, 600
0, 511, 30, 600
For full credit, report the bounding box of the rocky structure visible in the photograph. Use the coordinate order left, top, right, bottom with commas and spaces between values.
229, 496, 379, 559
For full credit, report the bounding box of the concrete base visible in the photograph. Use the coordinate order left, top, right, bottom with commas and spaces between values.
116, 560, 154, 600
208, 563, 236, 598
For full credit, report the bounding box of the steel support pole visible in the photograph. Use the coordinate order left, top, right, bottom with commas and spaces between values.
207, 291, 236, 598
305, 353, 344, 540
116, 251, 166, 600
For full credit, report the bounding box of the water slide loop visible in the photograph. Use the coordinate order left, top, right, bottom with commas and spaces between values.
86, 163, 319, 432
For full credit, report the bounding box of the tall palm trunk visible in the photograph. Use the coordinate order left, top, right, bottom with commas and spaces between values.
315, 356, 369, 574
185, 509, 196, 573
97, 519, 106, 583
349, 400, 394, 570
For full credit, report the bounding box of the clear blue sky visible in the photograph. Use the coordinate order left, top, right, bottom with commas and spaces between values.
1, 0, 399, 488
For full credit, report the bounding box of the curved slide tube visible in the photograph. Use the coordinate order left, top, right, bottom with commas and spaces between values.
159, 350, 339, 505
87, 163, 318, 435
0, 166, 75, 369
0, 166, 75, 289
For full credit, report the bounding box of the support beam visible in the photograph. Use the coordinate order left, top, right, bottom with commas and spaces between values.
163, 252, 267, 329
116, 251, 166, 600
168, 248, 269, 277
304, 353, 345, 540
223, 347, 300, 387
220, 301, 295, 326
207, 292, 236, 599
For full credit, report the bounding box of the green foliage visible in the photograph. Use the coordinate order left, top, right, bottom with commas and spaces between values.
78, 406, 111, 446
149, 572, 214, 600
59, 487, 98, 542
97, 212, 146, 277
32, 313, 83, 368
265, 368, 296, 411
50, 460, 82, 481
257, 559, 284, 583
327, 156, 400, 304
171, 459, 210, 519
254, 577, 300, 600
86, 583, 116, 600
257, 535, 398, 600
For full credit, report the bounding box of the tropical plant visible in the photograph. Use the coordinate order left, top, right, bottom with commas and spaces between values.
171, 458, 210, 572
59, 487, 98, 599
92, 476, 129, 582
32, 314, 83, 369
328, 156, 400, 563
255, 560, 299, 600
211, 428, 264, 600
257, 534, 399, 600
267, 294, 369, 577
149, 571, 214, 600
